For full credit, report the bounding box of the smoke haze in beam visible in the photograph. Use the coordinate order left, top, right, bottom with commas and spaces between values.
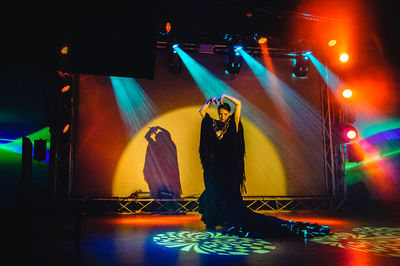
110, 76, 158, 137
175, 47, 325, 192
239, 49, 321, 139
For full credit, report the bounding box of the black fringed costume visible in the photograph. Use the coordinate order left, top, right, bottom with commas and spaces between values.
198, 113, 330, 239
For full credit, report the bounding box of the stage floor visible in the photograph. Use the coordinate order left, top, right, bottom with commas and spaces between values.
31, 210, 400, 266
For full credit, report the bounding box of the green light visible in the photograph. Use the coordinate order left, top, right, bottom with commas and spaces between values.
153, 231, 276, 256
345, 148, 400, 170
312, 227, 400, 257
0, 127, 50, 154
360, 119, 400, 138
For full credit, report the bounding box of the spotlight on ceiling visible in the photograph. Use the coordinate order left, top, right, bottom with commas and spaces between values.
169, 43, 182, 73
293, 52, 311, 78
225, 44, 244, 76
254, 34, 268, 45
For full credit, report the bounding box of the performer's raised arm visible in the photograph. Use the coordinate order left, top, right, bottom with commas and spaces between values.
199, 97, 217, 118
218, 94, 241, 131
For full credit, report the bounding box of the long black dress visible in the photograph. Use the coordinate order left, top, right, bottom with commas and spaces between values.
198, 113, 330, 239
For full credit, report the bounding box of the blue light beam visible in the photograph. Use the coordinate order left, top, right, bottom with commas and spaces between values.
308, 54, 343, 93
110, 76, 157, 136
239, 49, 321, 135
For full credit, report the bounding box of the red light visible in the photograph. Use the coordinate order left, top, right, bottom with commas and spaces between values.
339, 124, 358, 143
165, 22, 171, 33
258, 37, 268, 44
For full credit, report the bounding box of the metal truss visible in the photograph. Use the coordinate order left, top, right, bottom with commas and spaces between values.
86, 196, 331, 215
320, 67, 346, 210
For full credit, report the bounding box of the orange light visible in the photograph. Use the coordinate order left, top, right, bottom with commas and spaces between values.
342, 89, 353, 99
258, 37, 268, 44
110, 215, 200, 226
328, 40, 337, 47
61, 46, 68, 55
165, 22, 171, 33
340, 53, 349, 63
61, 85, 71, 93
63, 124, 70, 134
347, 130, 357, 140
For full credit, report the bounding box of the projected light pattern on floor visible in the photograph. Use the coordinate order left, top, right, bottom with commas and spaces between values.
311, 227, 400, 257
153, 231, 276, 255
110, 76, 157, 136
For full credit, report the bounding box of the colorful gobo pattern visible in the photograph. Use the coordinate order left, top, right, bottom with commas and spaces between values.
311, 227, 400, 257
153, 231, 276, 255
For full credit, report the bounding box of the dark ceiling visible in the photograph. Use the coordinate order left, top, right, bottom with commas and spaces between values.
0, 1, 398, 140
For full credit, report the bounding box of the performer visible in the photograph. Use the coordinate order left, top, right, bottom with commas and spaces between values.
198, 94, 330, 239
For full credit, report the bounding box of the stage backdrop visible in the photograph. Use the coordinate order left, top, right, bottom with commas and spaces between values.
74, 51, 325, 197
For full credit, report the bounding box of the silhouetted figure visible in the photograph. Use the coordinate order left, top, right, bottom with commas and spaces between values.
143, 126, 182, 198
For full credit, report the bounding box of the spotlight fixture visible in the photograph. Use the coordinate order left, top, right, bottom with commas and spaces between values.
225, 44, 243, 76
339, 53, 349, 63
337, 123, 358, 143
254, 34, 268, 45
168, 43, 182, 72
60, 46, 69, 55
293, 53, 310, 77
328, 40, 337, 47
342, 88, 353, 99
160, 19, 173, 36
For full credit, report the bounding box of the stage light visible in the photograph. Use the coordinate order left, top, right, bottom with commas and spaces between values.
258, 37, 267, 45
61, 85, 71, 93
328, 40, 336, 47
169, 43, 182, 72
340, 53, 349, 63
160, 19, 173, 36
165, 21, 172, 33
338, 124, 358, 143
60, 46, 68, 55
254, 34, 268, 45
225, 46, 243, 76
293, 54, 310, 77
234, 45, 243, 55
347, 129, 357, 140
342, 88, 352, 99
225, 53, 242, 76
63, 124, 70, 134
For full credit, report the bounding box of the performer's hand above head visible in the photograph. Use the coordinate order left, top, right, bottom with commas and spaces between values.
217, 94, 226, 104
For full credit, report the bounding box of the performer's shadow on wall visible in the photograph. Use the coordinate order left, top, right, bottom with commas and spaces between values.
143, 126, 182, 199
